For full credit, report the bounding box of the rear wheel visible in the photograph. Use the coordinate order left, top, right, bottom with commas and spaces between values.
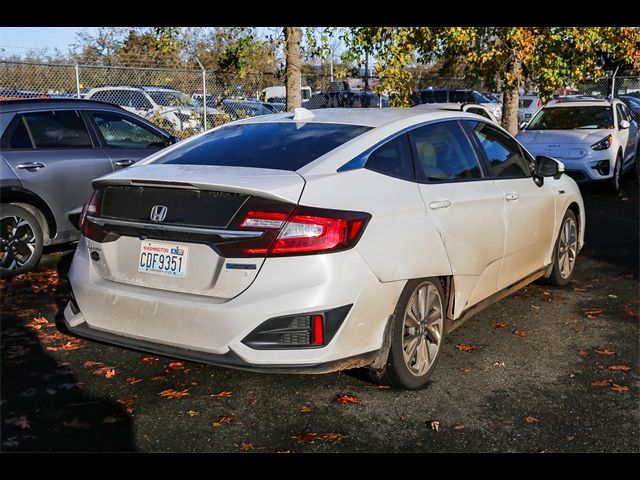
373, 278, 446, 390
547, 210, 578, 287
0, 205, 43, 279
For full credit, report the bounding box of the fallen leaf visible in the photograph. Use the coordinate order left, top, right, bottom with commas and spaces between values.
453, 424, 466, 430
93, 366, 116, 379
530, 305, 540, 310
591, 379, 612, 387
13, 415, 30, 430
611, 383, 629, 393
142, 356, 159, 363
455, 343, 476, 352
577, 349, 589, 357
573, 287, 587, 292
82, 360, 102, 368
524, 416, 539, 424
584, 308, 605, 320
293, 432, 318, 444
574, 327, 583, 333
608, 365, 631, 372
300, 404, 314, 413
63, 418, 90, 429
238, 442, 253, 451
513, 330, 529, 337
126, 377, 143, 385
430, 420, 440, 432
321, 432, 345, 444
150, 375, 167, 381
542, 290, 552, 296
492, 320, 507, 329
276, 449, 291, 454
212, 415, 234, 427
166, 361, 185, 371
595, 348, 615, 356
118, 397, 137, 415
492, 361, 505, 367
565, 435, 576, 441
212, 390, 233, 399
608, 294, 618, 299
377, 385, 390, 389
336, 394, 360, 405
159, 388, 190, 399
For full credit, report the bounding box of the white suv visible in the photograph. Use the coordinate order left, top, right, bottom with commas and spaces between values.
517, 98, 639, 192
86, 86, 200, 132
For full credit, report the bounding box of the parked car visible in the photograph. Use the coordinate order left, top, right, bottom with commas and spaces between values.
413, 102, 500, 125
64, 107, 584, 389
517, 98, 639, 192
0, 98, 179, 278
259, 86, 312, 104
412, 88, 502, 120
220, 99, 275, 120
304, 90, 387, 109
86, 86, 200, 132
619, 95, 640, 121
518, 94, 542, 124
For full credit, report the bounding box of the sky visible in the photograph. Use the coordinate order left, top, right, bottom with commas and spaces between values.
0, 27, 98, 55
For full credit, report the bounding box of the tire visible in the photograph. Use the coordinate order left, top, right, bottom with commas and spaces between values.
610, 154, 623, 194
0, 204, 44, 279
372, 278, 446, 390
546, 210, 578, 287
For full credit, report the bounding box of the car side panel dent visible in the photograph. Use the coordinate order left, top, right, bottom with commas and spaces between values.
299, 170, 452, 283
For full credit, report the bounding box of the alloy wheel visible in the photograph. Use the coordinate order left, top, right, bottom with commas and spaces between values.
0, 215, 37, 271
557, 216, 577, 279
401, 281, 444, 377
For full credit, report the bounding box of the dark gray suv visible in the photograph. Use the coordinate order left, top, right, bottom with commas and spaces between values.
0, 99, 178, 278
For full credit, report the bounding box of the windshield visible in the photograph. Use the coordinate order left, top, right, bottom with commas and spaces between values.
527, 106, 613, 130
154, 122, 372, 171
148, 91, 193, 108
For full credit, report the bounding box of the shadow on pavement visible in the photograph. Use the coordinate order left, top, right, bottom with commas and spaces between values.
579, 174, 639, 279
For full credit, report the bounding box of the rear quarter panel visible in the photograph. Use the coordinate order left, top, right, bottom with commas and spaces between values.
300, 169, 452, 282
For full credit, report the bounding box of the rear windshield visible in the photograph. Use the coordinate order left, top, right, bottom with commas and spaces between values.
154, 122, 372, 171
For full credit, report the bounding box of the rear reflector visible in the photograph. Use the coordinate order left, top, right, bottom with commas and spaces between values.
242, 305, 352, 349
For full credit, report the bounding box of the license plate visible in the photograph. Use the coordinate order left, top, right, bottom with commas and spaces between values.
138, 241, 188, 278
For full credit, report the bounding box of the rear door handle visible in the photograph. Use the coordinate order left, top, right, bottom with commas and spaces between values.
428, 200, 452, 210
16, 162, 46, 171
505, 192, 520, 201
114, 159, 136, 167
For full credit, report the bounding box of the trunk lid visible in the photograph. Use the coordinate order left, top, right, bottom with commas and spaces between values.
87, 165, 305, 300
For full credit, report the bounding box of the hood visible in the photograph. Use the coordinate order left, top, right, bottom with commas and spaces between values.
516, 129, 611, 146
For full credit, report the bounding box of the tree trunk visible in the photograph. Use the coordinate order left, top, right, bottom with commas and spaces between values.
284, 27, 302, 112
501, 55, 522, 136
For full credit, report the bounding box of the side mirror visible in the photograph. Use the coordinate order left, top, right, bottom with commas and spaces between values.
619, 119, 630, 130
519, 121, 528, 130
535, 155, 565, 180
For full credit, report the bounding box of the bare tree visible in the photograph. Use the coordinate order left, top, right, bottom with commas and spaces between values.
284, 27, 302, 111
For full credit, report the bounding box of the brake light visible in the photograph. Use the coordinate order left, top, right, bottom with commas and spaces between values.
217, 202, 370, 258
79, 189, 107, 242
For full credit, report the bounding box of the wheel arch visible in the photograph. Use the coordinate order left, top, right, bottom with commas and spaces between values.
1, 186, 57, 241
566, 201, 582, 250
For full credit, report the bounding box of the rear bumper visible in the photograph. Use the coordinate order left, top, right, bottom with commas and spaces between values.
66, 236, 404, 369
62, 304, 378, 374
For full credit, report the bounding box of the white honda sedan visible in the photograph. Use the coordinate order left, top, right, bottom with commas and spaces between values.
64, 108, 585, 389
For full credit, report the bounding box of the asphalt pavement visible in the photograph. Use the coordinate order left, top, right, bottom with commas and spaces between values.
1, 175, 638, 453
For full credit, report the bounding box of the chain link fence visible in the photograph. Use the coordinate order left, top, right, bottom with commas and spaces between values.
0, 60, 333, 138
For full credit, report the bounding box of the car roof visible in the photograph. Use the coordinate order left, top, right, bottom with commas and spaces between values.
233, 107, 481, 128
0, 98, 127, 113
546, 99, 613, 108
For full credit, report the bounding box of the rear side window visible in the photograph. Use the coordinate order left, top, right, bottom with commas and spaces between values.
410, 121, 482, 182
468, 121, 530, 178
155, 122, 371, 171
365, 134, 414, 181
88, 111, 167, 149
2, 110, 92, 149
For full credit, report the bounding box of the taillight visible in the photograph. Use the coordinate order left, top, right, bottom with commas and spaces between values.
79, 189, 107, 242
216, 202, 371, 258
537, 99, 542, 109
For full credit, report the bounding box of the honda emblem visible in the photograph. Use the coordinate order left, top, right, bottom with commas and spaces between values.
150, 205, 168, 222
